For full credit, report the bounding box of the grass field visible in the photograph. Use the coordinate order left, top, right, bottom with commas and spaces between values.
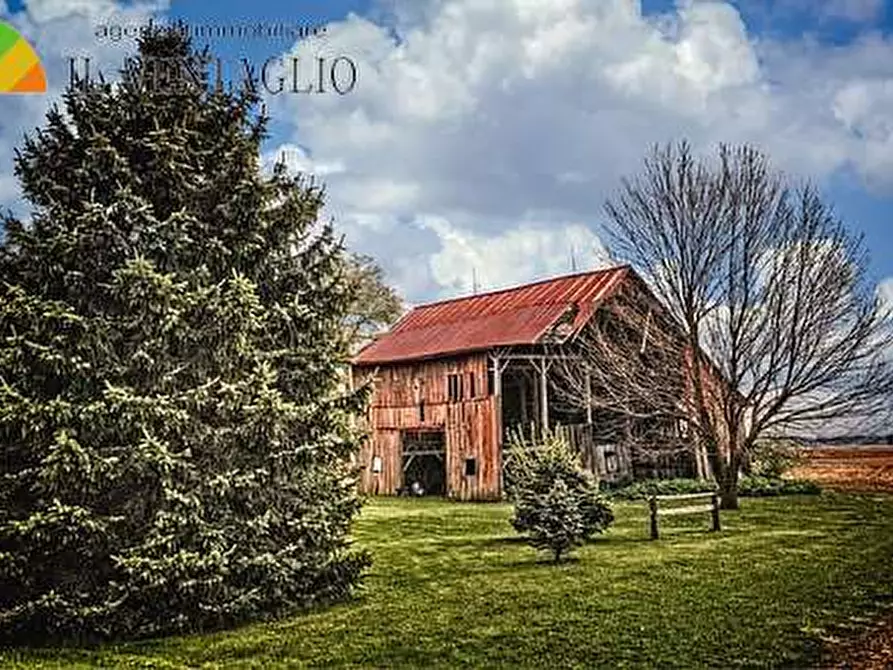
3, 493, 893, 669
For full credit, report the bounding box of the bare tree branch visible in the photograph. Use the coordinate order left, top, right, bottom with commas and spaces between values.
551, 142, 893, 509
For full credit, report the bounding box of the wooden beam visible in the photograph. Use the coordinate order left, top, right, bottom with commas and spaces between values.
401, 448, 446, 457
540, 361, 549, 428
649, 496, 659, 540
585, 369, 592, 425
660, 504, 714, 516
495, 354, 582, 362
519, 372, 528, 425
491, 354, 505, 497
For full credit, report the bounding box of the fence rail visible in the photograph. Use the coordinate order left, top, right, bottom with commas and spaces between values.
648, 492, 720, 540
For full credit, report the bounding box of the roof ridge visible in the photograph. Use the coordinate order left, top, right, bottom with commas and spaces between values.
408, 264, 630, 311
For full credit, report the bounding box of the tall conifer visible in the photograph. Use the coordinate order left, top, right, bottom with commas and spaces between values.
0, 27, 370, 641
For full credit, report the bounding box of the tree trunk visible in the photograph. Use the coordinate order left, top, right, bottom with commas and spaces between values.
719, 477, 739, 510
717, 452, 740, 510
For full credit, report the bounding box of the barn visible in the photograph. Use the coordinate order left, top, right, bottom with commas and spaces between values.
351, 265, 714, 501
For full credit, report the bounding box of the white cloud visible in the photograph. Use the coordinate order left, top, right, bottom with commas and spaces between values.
262, 143, 346, 177
421, 216, 612, 297
262, 0, 893, 302
879, 277, 893, 313
25, 0, 118, 24
4, 0, 893, 306
832, 78, 893, 189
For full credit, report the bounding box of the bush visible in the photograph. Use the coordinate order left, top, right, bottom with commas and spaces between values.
506, 429, 614, 562
608, 476, 821, 500
749, 439, 804, 478
738, 475, 821, 497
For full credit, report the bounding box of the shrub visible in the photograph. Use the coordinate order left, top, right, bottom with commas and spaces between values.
608, 476, 821, 500
749, 439, 805, 478
738, 475, 821, 497
506, 429, 614, 562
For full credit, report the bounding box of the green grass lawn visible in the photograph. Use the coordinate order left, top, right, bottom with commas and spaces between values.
3, 493, 893, 669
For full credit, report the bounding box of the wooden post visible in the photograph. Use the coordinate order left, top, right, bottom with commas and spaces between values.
540, 361, 549, 428
494, 356, 503, 496
585, 369, 593, 425
711, 492, 721, 532
519, 371, 528, 425
649, 495, 659, 540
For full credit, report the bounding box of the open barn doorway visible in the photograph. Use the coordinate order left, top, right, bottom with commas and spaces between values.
400, 429, 446, 496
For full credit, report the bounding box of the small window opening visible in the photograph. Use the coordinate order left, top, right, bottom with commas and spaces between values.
465, 458, 477, 476
447, 373, 463, 402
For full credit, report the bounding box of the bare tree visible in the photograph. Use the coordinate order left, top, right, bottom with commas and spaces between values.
553, 142, 893, 508
342, 252, 404, 350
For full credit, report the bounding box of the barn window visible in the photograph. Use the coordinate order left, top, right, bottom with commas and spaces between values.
465, 458, 477, 476
447, 374, 463, 402
487, 367, 495, 395
467, 372, 476, 398
419, 400, 426, 422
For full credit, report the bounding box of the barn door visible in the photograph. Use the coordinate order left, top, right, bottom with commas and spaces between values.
400, 429, 446, 496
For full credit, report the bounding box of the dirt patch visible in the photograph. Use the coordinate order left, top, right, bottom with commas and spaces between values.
821, 612, 893, 669
789, 446, 893, 494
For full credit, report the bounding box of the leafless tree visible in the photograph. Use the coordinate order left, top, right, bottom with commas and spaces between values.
552, 142, 893, 508
342, 252, 404, 351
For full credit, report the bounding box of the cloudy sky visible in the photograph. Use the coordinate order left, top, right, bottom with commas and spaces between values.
1, 0, 892, 308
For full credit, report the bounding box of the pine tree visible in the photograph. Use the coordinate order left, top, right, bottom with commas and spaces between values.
0, 27, 370, 642
508, 429, 614, 562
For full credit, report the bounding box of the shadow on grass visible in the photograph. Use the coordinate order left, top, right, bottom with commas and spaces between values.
499, 555, 586, 569
476, 532, 663, 549
475, 535, 528, 548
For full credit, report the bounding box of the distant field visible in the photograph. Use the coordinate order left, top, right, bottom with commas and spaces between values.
790, 445, 893, 493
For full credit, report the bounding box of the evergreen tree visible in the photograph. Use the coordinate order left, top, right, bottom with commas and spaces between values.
507, 430, 613, 562
0, 28, 370, 642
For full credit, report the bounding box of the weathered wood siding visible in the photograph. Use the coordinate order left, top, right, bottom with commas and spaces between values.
353, 352, 502, 500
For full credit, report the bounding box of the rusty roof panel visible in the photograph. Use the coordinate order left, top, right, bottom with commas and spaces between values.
353, 265, 629, 365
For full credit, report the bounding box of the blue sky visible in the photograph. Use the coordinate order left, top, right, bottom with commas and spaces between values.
1, 0, 892, 308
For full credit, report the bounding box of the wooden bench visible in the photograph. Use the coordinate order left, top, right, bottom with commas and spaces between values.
648, 492, 721, 540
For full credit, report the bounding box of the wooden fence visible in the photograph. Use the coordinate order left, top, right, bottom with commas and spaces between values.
647, 492, 720, 540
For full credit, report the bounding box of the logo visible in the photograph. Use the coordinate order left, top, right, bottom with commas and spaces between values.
0, 21, 47, 93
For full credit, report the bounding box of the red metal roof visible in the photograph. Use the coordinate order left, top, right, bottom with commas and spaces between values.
352, 265, 630, 365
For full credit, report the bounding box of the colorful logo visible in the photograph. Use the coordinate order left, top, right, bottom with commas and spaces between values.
0, 21, 47, 93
